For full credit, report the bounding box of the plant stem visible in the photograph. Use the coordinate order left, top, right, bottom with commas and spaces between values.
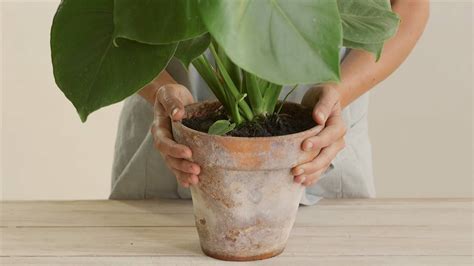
262, 83, 283, 114
216, 45, 242, 92
193, 55, 243, 123
192, 55, 227, 106
209, 44, 254, 122
276, 85, 298, 114
244, 71, 265, 116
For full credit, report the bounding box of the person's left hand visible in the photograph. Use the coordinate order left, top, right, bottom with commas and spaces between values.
292, 85, 347, 186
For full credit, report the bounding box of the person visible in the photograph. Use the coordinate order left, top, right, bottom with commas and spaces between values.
110, 0, 429, 204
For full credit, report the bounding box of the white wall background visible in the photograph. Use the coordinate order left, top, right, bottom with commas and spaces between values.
369, 0, 473, 197
1, 0, 472, 200
2, 0, 122, 200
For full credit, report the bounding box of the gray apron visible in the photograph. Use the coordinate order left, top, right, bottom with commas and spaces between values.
110, 50, 375, 205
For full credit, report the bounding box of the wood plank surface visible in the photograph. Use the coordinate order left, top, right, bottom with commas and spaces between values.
2, 199, 471, 227
1, 199, 472, 265
1, 256, 472, 266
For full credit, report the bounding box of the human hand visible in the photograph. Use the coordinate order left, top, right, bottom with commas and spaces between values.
292, 85, 347, 186
151, 84, 201, 188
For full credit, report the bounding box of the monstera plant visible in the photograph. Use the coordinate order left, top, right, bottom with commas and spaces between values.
51, 0, 400, 261
51, 0, 399, 129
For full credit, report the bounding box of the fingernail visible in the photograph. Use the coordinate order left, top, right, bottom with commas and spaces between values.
304, 142, 313, 151
171, 108, 179, 117
294, 168, 304, 176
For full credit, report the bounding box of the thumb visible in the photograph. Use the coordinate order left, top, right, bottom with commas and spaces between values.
312, 88, 340, 126
156, 85, 185, 121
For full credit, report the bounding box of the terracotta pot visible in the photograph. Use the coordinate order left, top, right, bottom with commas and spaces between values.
172, 101, 321, 261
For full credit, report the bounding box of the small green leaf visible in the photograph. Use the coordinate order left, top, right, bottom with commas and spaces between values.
208, 120, 236, 136
175, 33, 211, 68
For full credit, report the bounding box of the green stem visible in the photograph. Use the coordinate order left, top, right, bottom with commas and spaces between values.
192, 56, 227, 106
262, 83, 283, 114
216, 45, 242, 92
276, 85, 298, 114
210, 44, 254, 122
244, 71, 265, 116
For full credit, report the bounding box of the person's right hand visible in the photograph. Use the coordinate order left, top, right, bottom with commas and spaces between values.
151, 84, 200, 188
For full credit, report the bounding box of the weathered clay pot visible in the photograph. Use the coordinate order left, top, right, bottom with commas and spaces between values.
172, 101, 321, 261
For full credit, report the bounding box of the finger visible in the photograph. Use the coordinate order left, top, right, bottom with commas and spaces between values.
156, 85, 186, 121
302, 169, 325, 187
151, 111, 172, 137
294, 174, 308, 184
294, 168, 325, 186
165, 156, 201, 175
295, 139, 345, 177
172, 169, 199, 187
302, 115, 346, 151
155, 137, 192, 159
152, 115, 192, 159
154, 129, 192, 159
292, 148, 321, 176
189, 174, 199, 185
312, 88, 340, 125
171, 169, 188, 187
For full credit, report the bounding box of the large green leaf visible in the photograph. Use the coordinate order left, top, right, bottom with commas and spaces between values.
337, 0, 400, 44
51, 0, 176, 122
369, 0, 392, 10
343, 39, 384, 60
174, 33, 211, 67
114, 0, 207, 44
198, 0, 342, 85
338, 0, 399, 60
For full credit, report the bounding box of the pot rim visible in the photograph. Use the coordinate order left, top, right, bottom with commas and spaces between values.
173, 100, 323, 142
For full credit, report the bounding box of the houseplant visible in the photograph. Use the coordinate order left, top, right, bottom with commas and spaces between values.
51, 0, 399, 260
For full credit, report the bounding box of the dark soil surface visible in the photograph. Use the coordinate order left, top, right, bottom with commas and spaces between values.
182, 107, 316, 137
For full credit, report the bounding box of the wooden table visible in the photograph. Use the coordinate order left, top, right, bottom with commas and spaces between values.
1, 199, 472, 265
